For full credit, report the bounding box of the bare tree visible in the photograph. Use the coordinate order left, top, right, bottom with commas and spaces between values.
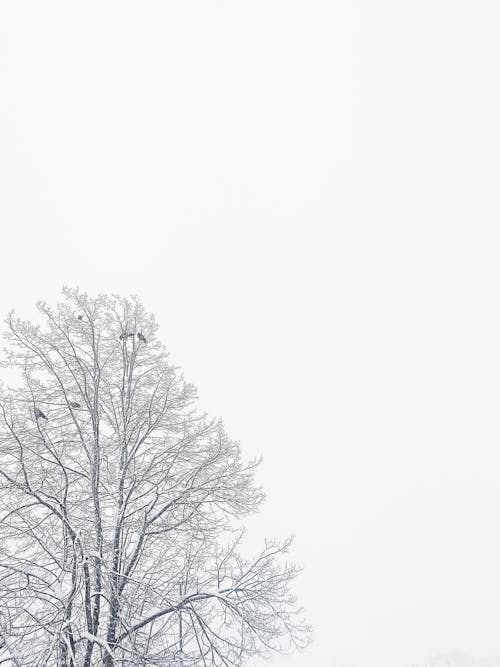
0, 289, 309, 667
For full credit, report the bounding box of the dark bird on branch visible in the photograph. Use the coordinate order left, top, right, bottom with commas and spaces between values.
137, 333, 147, 344
34, 408, 47, 420
70, 402, 81, 409
77, 314, 83, 320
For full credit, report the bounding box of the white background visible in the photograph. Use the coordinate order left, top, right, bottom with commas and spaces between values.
1, 2, 500, 666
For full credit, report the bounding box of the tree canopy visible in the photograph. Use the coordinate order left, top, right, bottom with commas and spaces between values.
0, 288, 309, 667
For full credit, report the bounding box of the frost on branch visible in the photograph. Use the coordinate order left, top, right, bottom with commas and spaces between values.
0, 289, 310, 666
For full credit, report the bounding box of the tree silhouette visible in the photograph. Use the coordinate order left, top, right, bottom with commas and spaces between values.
0, 288, 309, 667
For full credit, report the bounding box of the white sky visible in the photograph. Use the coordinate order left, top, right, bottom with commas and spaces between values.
1, 2, 500, 666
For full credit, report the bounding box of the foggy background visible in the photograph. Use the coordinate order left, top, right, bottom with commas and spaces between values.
1, 2, 499, 666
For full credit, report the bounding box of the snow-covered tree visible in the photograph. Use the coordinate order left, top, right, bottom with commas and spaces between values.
0, 289, 309, 667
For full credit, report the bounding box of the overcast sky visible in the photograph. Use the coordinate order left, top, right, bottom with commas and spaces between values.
1, 2, 500, 666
